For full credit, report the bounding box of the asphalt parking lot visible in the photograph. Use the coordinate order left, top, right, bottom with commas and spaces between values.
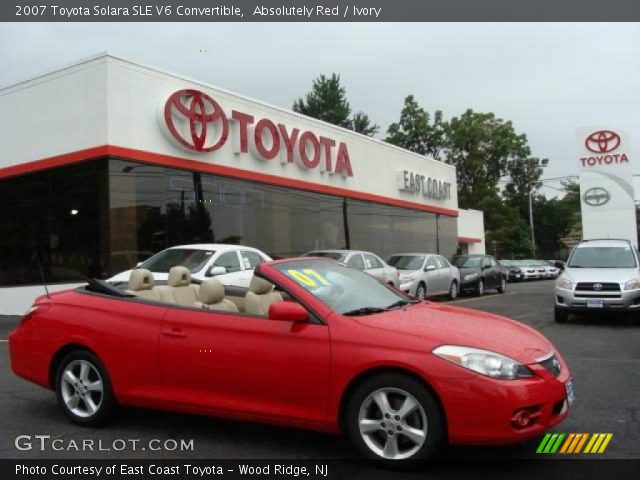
0, 279, 639, 460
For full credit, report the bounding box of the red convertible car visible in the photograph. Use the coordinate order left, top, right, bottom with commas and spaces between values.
9, 258, 572, 465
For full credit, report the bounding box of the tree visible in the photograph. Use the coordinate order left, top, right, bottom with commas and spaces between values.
502, 159, 543, 220
293, 73, 352, 128
351, 111, 379, 137
444, 109, 530, 209
385, 95, 447, 159
478, 193, 533, 258
293, 74, 379, 137
532, 195, 575, 258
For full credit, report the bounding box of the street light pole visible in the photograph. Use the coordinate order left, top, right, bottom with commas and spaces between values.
529, 188, 536, 255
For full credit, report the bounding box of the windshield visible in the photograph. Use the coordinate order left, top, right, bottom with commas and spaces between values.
387, 255, 425, 270
568, 246, 637, 268
140, 249, 215, 273
304, 251, 345, 261
272, 259, 415, 315
452, 256, 481, 268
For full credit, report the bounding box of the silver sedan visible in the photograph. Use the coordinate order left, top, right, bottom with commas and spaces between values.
387, 253, 461, 300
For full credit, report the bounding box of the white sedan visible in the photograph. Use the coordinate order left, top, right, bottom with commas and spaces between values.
108, 244, 272, 288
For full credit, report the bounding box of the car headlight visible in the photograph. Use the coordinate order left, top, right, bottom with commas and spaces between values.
463, 273, 479, 281
433, 345, 533, 380
555, 277, 572, 290
624, 278, 640, 290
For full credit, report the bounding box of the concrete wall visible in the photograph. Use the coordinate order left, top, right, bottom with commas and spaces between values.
457, 209, 486, 254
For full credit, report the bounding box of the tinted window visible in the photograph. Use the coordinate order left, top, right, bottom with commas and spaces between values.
364, 254, 383, 269
481, 257, 491, 268
240, 250, 263, 270
347, 254, 365, 270
214, 251, 241, 273
141, 249, 214, 273
387, 255, 425, 270
569, 246, 637, 268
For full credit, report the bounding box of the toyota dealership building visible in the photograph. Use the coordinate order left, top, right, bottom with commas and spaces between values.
0, 54, 485, 314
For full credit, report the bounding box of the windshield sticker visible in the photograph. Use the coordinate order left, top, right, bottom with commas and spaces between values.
285, 269, 333, 289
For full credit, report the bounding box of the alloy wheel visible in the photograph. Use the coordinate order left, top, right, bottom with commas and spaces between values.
358, 387, 428, 460
60, 359, 104, 418
449, 282, 458, 299
416, 284, 426, 300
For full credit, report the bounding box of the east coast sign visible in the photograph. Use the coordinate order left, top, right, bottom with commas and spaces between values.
397, 170, 452, 201
159, 89, 353, 177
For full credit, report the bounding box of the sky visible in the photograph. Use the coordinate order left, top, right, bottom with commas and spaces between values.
1, 22, 638, 198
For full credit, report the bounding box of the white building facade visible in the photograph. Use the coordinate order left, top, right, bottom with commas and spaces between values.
0, 54, 485, 314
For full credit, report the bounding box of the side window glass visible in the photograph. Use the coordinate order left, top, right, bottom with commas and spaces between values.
426, 257, 438, 270
241, 251, 263, 270
347, 254, 365, 270
214, 251, 241, 273
481, 257, 491, 268
365, 254, 383, 269
490, 257, 498, 266
435, 256, 446, 269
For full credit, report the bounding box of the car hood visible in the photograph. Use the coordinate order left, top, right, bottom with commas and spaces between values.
398, 269, 421, 280
354, 302, 553, 364
458, 267, 480, 276
562, 267, 638, 284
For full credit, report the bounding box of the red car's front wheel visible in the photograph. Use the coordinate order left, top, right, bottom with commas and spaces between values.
346, 373, 444, 465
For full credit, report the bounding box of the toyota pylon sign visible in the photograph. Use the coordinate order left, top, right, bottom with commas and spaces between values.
576, 127, 636, 246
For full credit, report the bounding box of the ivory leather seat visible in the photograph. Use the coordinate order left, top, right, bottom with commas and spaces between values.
244, 276, 283, 316
127, 269, 174, 303
167, 266, 199, 306
194, 278, 239, 312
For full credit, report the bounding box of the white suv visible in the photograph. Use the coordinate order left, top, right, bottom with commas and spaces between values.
554, 239, 640, 322
108, 244, 272, 288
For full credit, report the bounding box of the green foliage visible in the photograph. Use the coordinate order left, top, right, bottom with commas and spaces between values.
479, 194, 533, 258
445, 109, 530, 209
503, 159, 543, 219
385, 95, 446, 159
532, 195, 575, 258
351, 111, 379, 137
293, 74, 378, 137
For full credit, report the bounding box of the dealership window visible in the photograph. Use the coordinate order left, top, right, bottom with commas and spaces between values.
0, 158, 458, 286
0, 160, 108, 286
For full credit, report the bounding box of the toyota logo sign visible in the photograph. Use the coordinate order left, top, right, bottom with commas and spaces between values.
592, 283, 603, 291
583, 187, 610, 207
585, 130, 621, 154
164, 89, 229, 152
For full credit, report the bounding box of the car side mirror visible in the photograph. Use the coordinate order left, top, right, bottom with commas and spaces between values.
206, 266, 227, 277
425, 265, 436, 271
268, 301, 309, 322
135, 262, 143, 268
482, 264, 491, 270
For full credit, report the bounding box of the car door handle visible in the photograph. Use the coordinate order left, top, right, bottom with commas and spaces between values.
162, 328, 187, 339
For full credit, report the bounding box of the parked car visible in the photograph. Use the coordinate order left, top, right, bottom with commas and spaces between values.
451, 254, 508, 296
517, 260, 547, 280
10, 257, 572, 465
303, 249, 399, 287
387, 253, 460, 299
554, 238, 640, 322
498, 260, 524, 282
540, 260, 561, 279
108, 244, 272, 289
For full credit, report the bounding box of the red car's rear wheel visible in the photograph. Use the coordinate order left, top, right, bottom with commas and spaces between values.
55, 350, 116, 426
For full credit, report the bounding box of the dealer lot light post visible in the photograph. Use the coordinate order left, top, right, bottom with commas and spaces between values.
509, 157, 549, 256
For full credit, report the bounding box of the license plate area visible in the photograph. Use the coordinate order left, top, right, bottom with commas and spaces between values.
565, 378, 575, 406
587, 298, 604, 308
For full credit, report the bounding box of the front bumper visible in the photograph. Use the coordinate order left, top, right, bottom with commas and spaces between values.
442, 356, 571, 445
555, 287, 640, 311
